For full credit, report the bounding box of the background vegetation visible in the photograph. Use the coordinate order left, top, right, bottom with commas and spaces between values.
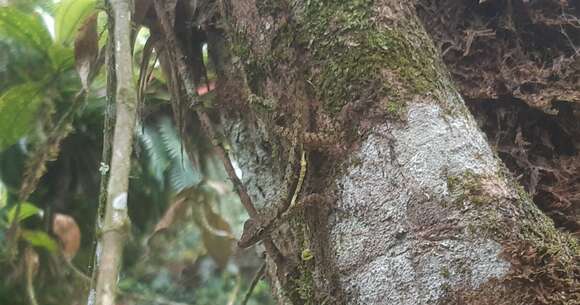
0, 1, 272, 304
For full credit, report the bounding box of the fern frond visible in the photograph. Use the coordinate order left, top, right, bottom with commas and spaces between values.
169, 159, 201, 192
158, 116, 183, 160
138, 124, 170, 187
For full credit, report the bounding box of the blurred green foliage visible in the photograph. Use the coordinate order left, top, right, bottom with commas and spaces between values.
0, 2, 273, 305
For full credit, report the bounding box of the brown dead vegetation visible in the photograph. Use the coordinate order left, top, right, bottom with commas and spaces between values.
417, 0, 580, 237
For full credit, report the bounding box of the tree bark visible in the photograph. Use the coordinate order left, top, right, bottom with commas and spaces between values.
212, 1, 579, 304
90, 1, 137, 305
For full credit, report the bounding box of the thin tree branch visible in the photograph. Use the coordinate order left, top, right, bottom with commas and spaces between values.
61, 254, 92, 283
92, 0, 138, 304
241, 262, 266, 305
152, 0, 284, 265
88, 1, 116, 298
24, 247, 39, 305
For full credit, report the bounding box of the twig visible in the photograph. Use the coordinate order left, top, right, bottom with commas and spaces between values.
152, 1, 200, 108
62, 255, 92, 283
93, 0, 139, 304
25, 247, 39, 305
152, 1, 259, 218
88, 1, 116, 298
241, 263, 266, 305
153, 0, 286, 265
196, 114, 259, 217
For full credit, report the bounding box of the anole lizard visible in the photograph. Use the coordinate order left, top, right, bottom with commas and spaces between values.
238, 81, 342, 249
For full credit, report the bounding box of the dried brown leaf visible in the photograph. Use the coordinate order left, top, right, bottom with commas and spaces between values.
151, 196, 190, 236
74, 12, 98, 90
138, 35, 157, 106
198, 203, 234, 269
52, 213, 81, 261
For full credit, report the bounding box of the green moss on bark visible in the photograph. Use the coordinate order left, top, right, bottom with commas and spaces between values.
446, 172, 491, 206
228, 31, 265, 95
292, 262, 315, 305
300, 0, 443, 114
229, 0, 448, 117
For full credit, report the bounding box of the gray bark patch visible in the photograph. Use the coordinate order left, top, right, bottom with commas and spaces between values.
225, 120, 285, 212
332, 103, 510, 304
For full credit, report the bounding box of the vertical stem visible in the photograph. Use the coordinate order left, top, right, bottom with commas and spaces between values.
87, 1, 116, 303
92, 1, 137, 305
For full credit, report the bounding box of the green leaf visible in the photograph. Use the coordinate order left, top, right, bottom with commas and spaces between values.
0, 180, 6, 209
0, 7, 52, 53
21, 230, 58, 253
7, 202, 41, 223
0, 83, 43, 151
49, 44, 75, 72
54, 0, 97, 46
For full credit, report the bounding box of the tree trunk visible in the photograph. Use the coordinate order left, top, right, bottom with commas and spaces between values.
211, 1, 578, 304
